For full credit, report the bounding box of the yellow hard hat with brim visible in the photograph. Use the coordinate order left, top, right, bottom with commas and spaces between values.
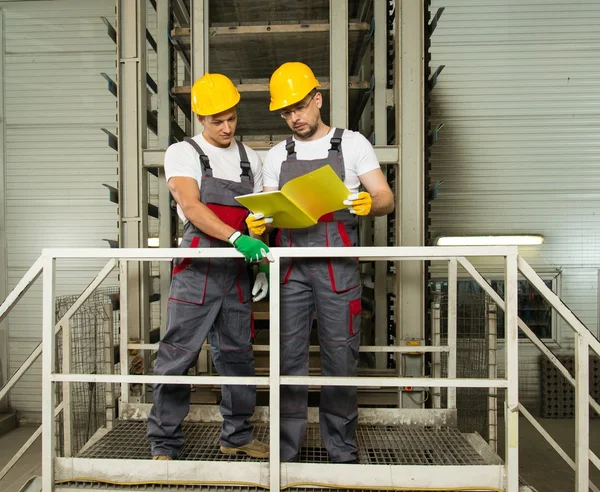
269, 62, 320, 111
191, 73, 241, 116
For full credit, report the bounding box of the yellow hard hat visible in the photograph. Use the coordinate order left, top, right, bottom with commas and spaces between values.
191, 73, 240, 116
269, 62, 320, 111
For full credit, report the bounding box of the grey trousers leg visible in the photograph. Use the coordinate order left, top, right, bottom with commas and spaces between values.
147, 262, 256, 458
209, 285, 255, 448
314, 273, 361, 463
279, 259, 361, 463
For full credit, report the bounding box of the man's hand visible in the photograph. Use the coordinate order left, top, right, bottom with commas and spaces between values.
245, 213, 273, 236
252, 264, 269, 302
228, 231, 274, 263
344, 191, 372, 216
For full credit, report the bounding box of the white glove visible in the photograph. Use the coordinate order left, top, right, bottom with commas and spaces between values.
252, 271, 269, 302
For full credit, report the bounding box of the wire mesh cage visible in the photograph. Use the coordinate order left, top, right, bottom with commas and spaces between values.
55, 287, 119, 456
435, 284, 494, 441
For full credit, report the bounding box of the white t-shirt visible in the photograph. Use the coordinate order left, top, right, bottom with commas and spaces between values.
263, 128, 381, 193
164, 133, 263, 223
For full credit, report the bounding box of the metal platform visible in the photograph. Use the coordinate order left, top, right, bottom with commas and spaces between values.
54, 421, 508, 491
77, 421, 486, 465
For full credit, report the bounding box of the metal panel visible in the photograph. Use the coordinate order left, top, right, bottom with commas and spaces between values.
428, 1, 600, 413
428, 0, 600, 270
4, 0, 118, 418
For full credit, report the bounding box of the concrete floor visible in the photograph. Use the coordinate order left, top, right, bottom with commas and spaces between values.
1, 418, 600, 492
0, 426, 41, 492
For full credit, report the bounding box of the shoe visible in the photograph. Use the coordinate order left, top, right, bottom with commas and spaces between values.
220, 439, 270, 459
152, 455, 172, 460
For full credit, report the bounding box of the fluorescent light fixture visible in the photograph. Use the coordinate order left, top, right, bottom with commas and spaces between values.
435, 235, 544, 246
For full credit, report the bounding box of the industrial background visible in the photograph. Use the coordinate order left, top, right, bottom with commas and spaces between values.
0, 0, 598, 491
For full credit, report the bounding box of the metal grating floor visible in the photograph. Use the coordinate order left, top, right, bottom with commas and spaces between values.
78, 421, 486, 466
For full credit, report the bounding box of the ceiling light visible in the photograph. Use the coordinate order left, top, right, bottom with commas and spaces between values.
434, 235, 544, 246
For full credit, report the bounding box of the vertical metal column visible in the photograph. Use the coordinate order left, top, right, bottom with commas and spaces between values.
373, 0, 388, 370
329, 0, 348, 128
191, 0, 209, 137
575, 333, 590, 492
41, 256, 56, 492
396, 0, 426, 408
487, 299, 498, 452
117, 0, 151, 399
269, 259, 281, 491
447, 258, 457, 409
103, 303, 115, 430
157, 0, 172, 337
120, 260, 130, 403
504, 253, 519, 492
61, 320, 73, 457
431, 295, 442, 409
0, 9, 8, 412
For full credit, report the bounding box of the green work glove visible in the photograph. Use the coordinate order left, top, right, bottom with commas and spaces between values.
228, 231, 274, 263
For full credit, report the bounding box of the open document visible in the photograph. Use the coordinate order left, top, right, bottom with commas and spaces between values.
235, 164, 350, 228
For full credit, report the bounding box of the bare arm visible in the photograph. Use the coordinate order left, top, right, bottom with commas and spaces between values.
359, 168, 395, 216
168, 176, 236, 241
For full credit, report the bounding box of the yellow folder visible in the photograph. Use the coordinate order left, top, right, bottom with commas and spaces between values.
235, 164, 350, 229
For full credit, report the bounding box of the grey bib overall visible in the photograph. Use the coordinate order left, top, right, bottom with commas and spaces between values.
277, 128, 361, 463
147, 139, 257, 458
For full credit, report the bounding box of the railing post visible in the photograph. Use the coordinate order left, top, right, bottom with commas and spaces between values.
119, 260, 130, 403
575, 333, 590, 492
42, 255, 56, 492
62, 319, 73, 457
487, 299, 498, 453
103, 303, 115, 430
269, 257, 281, 491
431, 292, 442, 409
504, 253, 519, 492
447, 258, 457, 409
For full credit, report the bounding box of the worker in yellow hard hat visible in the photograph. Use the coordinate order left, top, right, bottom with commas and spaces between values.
247, 62, 394, 464
147, 73, 271, 461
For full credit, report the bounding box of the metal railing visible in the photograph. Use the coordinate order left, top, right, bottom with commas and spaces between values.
13, 244, 600, 490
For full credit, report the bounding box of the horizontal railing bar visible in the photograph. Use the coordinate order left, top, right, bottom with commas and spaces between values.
126, 343, 452, 354
42, 245, 517, 260
51, 374, 507, 389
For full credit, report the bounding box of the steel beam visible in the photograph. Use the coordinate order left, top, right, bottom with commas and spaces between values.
372, 0, 389, 371
157, 0, 171, 337
330, 0, 348, 127
41, 257, 56, 492
0, 10, 7, 411
504, 253, 519, 492
143, 146, 400, 168
191, 0, 208, 136
117, 0, 151, 402
395, 0, 426, 395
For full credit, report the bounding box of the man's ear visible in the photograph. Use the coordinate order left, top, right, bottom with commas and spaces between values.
197, 114, 205, 125
315, 92, 323, 110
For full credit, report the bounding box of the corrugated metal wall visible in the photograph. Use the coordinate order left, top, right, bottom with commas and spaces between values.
4, 0, 117, 420
429, 0, 600, 408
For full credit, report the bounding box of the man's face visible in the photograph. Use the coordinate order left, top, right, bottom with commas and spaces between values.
280, 91, 322, 139
199, 107, 238, 148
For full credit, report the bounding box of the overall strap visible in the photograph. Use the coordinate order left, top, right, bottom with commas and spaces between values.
284, 137, 297, 161
327, 128, 345, 181
236, 140, 253, 184
185, 137, 212, 177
